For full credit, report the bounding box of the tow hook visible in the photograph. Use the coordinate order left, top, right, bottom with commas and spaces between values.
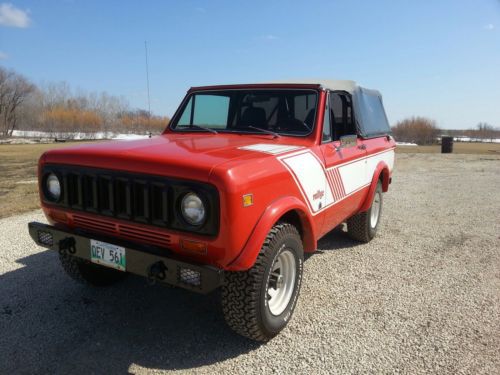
147, 261, 167, 285
58, 237, 76, 256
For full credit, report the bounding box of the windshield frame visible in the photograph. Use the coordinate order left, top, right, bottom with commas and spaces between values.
168, 88, 319, 137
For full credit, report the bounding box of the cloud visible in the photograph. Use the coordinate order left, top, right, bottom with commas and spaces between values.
0, 51, 7, 60
483, 23, 495, 30
0, 3, 31, 28
263, 34, 278, 40
195, 7, 206, 13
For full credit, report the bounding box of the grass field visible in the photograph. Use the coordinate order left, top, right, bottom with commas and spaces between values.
1, 140, 499, 219
0, 142, 97, 219
396, 142, 500, 154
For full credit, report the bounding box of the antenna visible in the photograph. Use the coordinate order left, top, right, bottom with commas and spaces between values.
144, 41, 151, 126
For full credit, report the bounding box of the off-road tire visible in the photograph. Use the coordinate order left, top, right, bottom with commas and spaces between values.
347, 181, 383, 243
221, 223, 304, 342
59, 252, 127, 287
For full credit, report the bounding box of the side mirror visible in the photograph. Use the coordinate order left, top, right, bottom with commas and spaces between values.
338, 135, 357, 150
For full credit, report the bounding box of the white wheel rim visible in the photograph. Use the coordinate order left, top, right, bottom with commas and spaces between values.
267, 249, 296, 316
370, 191, 381, 228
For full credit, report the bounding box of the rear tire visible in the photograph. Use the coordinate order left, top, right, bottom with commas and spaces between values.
221, 223, 304, 341
59, 253, 127, 287
347, 181, 383, 243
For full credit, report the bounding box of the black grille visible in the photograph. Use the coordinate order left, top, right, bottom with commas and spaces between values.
42, 165, 219, 235
45, 168, 171, 228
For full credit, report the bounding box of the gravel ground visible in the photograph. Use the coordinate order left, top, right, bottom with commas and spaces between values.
1, 153, 499, 374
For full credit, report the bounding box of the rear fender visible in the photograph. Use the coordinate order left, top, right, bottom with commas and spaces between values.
226, 196, 316, 271
358, 162, 390, 212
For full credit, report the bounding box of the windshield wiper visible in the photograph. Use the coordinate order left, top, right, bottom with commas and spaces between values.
179, 124, 218, 134
247, 126, 280, 139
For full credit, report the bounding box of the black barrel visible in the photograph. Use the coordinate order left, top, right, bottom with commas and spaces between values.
441, 136, 453, 153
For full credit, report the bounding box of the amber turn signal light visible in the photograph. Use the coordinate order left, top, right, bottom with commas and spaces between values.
180, 239, 207, 255
48, 210, 68, 223
243, 194, 253, 207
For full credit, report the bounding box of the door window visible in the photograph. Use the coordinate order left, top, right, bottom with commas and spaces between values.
330, 92, 356, 141
322, 94, 332, 142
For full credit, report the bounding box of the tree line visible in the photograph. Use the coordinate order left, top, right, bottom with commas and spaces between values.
2, 66, 498, 144
391, 117, 499, 145
0, 66, 169, 138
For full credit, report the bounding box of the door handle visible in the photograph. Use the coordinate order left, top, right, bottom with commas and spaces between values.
358, 144, 367, 150
327, 144, 340, 153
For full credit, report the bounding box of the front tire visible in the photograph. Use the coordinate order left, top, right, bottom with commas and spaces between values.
347, 181, 383, 243
221, 223, 304, 341
59, 253, 127, 287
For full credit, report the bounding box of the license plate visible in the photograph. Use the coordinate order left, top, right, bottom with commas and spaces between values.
90, 239, 126, 271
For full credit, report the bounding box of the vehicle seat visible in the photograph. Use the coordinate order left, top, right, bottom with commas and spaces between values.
304, 109, 315, 128
239, 107, 267, 128
277, 118, 305, 132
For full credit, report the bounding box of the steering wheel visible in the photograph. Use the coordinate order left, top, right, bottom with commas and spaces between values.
276, 118, 311, 132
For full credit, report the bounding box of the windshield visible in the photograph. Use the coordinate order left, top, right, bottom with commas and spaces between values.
170, 90, 318, 136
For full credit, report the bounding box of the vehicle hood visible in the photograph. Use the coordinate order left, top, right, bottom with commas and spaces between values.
42, 133, 309, 182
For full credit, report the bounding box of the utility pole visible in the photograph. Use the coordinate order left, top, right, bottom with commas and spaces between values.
144, 41, 151, 128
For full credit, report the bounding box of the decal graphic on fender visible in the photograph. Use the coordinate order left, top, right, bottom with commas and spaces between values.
278, 151, 335, 213
312, 190, 324, 200
326, 168, 346, 201
238, 144, 304, 155
277, 148, 395, 215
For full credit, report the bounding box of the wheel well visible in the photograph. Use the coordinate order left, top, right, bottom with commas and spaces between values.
278, 209, 315, 252
279, 210, 303, 238
379, 168, 389, 192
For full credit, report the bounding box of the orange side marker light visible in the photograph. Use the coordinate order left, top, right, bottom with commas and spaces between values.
180, 239, 207, 255
243, 194, 253, 207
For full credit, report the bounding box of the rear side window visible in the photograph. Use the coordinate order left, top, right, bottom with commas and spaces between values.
356, 91, 391, 137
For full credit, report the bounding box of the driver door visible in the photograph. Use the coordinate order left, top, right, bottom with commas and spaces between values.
320, 91, 367, 230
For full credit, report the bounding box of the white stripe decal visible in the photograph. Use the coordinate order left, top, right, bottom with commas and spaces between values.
338, 158, 368, 195
278, 151, 334, 213
338, 149, 395, 195
238, 144, 304, 155
277, 148, 395, 215
333, 168, 345, 200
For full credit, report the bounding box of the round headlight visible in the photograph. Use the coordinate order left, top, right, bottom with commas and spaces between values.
181, 192, 206, 226
46, 173, 61, 201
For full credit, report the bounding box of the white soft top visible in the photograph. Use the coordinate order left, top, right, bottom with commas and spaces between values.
191, 79, 381, 96
262, 79, 382, 97
264, 79, 357, 92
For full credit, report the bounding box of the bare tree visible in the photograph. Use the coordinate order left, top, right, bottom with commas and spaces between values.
476, 122, 496, 141
0, 68, 14, 135
391, 117, 440, 145
3, 67, 169, 138
0, 67, 35, 137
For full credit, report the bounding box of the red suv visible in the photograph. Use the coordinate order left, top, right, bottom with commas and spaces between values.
29, 80, 395, 341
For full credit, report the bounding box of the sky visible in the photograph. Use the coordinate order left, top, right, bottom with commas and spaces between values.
1, 0, 499, 129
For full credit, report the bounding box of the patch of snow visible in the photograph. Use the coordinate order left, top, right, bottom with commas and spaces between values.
10, 130, 152, 140
396, 142, 418, 146
16, 179, 38, 184
453, 137, 500, 143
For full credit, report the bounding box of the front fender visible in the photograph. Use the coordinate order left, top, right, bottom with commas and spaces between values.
226, 196, 316, 271
358, 161, 390, 212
